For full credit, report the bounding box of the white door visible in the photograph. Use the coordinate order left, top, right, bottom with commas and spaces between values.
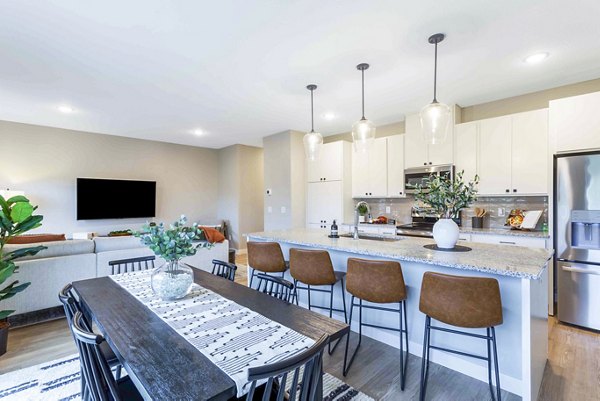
454, 122, 478, 182
320, 142, 343, 182
306, 182, 324, 224
352, 146, 370, 197
368, 137, 388, 197
478, 116, 512, 195
428, 124, 454, 166
321, 181, 343, 225
387, 135, 406, 197
511, 109, 548, 194
404, 114, 429, 168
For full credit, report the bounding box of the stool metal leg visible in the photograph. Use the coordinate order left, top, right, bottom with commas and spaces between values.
492, 327, 502, 401
419, 315, 431, 401
343, 297, 363, 376
327, 280, 348, 355
399, 300, 408, 390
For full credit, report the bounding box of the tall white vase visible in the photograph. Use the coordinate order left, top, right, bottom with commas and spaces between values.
433, 218, 459, 249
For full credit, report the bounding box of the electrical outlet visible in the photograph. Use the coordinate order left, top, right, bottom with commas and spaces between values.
497, 207, 505, 217
267, 206, 272, 213
266, 188, 272, 196
385, 206, 391, 214
280, 206, 286, 214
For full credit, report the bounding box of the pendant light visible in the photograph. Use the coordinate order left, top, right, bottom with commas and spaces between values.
352, 63, 376, 153
420, 33, 451, 145
303, 84, 323, 161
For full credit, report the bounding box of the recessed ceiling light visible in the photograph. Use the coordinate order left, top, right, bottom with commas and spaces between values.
524, 52, 549, 64
57, 105, 74, 113
322, 112, 336, 120
192, 129, 204, 136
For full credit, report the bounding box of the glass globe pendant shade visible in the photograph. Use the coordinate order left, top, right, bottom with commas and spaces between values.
420, 101, 451, 145
303, 131, 323, 161
352, 118, 376, 153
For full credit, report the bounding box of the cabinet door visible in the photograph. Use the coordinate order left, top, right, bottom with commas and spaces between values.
511, 109, 548, 194
428, 124, 454, 166
552, 91, 600, 153
306, 182, 324, 224
321, 181, 343, 225
367, 137, 388, 197
306, 142, 343, 182
478, 116, 512, 195
352, 147, 370, 197
387, 135, 405, 197
454, 122, 478, 182
306, 158, 321, 183
404, 114, 429, 168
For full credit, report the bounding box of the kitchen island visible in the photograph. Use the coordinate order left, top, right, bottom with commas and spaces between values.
246, 228, 552, 401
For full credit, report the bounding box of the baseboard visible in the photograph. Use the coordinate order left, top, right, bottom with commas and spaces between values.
8, 306, 65, 328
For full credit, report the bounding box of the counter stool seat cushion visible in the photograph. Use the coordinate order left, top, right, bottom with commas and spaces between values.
419, 271, 503, 329
247, 241, 288, 273
290, 248, 340, 286
346, 258, 407, 304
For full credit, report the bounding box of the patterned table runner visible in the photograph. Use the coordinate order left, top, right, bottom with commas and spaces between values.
109, 270, 315, 397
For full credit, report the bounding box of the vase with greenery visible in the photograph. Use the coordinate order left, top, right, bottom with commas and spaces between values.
0, 195, 45, 355
135, 215, 211, 300
357, 203, 368, 223
414, 171, 479, 249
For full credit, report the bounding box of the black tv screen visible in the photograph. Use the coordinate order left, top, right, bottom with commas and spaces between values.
77, 178, 156, 220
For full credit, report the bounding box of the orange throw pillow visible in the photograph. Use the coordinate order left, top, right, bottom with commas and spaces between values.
7, 234, 66, 244
200, 227, 225, 243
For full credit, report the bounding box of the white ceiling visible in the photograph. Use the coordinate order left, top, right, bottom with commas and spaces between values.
1, 0, 600, 148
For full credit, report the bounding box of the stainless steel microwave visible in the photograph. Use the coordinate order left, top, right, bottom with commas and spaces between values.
404, 165, 454, 194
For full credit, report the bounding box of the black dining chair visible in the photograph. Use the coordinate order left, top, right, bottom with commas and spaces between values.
58, 284, 122, 385
71, 311, 143, 401
246, 334, 329, 401
109, 255, 156, 275
211, 259, 238, 281
255, 273, 295, 303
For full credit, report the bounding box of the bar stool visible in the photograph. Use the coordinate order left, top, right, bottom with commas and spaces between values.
419, 272, 503, 401
343, 258, 409, 390
247, 241, 289, 288
289, 248, 347, 354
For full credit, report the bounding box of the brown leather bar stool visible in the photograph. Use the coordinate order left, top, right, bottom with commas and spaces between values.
343, 258, 409, 390
419, 272, 503, 401
289, 248, 347, 354
247, 241, 289, 288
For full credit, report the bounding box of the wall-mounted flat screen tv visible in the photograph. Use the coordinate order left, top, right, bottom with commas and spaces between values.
77, 178, 156, 220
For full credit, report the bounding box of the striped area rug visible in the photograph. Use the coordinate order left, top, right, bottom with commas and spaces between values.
0, 354, 374, 401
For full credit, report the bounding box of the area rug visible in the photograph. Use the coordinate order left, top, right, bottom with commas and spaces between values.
0, 354, 374, 401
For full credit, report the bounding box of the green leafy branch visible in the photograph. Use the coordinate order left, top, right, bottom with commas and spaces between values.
414, 171, 480, 219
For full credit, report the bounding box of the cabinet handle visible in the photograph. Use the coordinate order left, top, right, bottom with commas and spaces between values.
429, 162, 432, 165
399, 191, 403, 195
499, 241, 516, 245
513, 189, 517, 193
423, 162, 427, 166
505, 189, 509, 193
369, 192, 372, 195
562, 265, 600, 276
365, 192, 368, 195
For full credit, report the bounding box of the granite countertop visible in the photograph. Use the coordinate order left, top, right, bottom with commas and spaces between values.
246, 229, 553, 280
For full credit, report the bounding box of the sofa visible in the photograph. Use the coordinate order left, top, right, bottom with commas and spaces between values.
3, 236, 229, 323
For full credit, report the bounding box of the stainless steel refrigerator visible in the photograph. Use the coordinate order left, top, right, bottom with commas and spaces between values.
555, 152, 600, 330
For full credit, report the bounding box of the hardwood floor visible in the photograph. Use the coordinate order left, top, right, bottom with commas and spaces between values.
1, 254, 598, 401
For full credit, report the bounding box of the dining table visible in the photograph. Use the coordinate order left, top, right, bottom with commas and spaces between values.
72, 267, 350, 401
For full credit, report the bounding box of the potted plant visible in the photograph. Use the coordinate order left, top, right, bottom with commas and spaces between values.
357, 203, 369, 223
414, 171, 479, 249
135, 215, 211, 300
0, 195, 45, 356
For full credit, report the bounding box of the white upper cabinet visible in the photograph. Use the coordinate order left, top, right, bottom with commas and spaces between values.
387, 135, 406, 197
456, 109, 549, 196
404, 112, 454, 168
478, 116, 512, 195
511, 109, 548, 194
454, 121, 478, 181
306, 141, 344, 182
551, 91, 600, 153
306, 180, 343, 227
351, 137, 388, 197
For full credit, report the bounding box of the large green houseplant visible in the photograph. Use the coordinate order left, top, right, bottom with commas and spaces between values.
414, 171, 479, 249
0, 194, 45, 355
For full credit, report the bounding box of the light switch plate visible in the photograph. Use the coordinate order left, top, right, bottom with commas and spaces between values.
280, 206, 286, 214
497, 207, 505, 217
267, 206, 272, 213
386, 206, 391, 214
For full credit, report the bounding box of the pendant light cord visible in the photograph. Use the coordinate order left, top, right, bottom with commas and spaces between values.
310, 87, 315, 133
433, 41, 438, 103
361, 68, 365, 119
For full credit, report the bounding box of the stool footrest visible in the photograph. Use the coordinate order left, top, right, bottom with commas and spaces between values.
429, 324, 493, 340
428, 345, 488, 361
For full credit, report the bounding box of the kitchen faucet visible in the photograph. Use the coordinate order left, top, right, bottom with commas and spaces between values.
353, 201, 370, 240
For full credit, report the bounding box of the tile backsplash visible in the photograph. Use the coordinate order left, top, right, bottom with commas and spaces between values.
360, 196, 548, 230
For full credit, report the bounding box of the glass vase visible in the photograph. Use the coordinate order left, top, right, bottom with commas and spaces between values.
150, 260, 194, 301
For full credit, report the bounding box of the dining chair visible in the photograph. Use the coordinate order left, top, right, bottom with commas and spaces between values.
71, 311, 144, 401
255, 273, 295, 302
59, 284, 122, 383
211, 259, 237, 281
246, 334, 329, 401
109, 255, 156, 275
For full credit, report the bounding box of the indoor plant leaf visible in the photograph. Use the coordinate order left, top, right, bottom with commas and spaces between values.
10, 202, 34, 223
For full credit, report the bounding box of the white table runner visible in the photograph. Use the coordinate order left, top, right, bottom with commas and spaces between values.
109, 270, 315, 397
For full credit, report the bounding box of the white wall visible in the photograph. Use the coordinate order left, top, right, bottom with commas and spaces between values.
0, 120, 220, 237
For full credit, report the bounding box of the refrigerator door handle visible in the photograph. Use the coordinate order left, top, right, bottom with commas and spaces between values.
561, 265, 600, 275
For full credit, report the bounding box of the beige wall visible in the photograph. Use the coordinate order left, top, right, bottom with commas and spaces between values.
324, 121, 405, 143
263, 130, 305, 231
218, 144, 264, 249
0, 120, 220, 236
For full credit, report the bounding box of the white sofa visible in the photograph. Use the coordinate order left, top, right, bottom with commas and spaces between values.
3, 236, 229, 319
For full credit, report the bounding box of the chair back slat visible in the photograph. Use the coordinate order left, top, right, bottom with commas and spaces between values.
255, 274, 294, 303
109, 255, 156, 275
211, 259, 237, 281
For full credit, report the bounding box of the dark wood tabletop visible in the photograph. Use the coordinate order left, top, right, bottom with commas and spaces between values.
72, 269, 349, 401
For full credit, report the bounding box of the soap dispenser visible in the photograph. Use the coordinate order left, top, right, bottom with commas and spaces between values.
329, 220, 339, 238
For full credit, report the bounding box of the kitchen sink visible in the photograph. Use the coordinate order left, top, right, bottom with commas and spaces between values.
338, 233, 402, 242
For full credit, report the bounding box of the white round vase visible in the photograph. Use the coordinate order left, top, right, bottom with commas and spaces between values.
433, 218, 459, 249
